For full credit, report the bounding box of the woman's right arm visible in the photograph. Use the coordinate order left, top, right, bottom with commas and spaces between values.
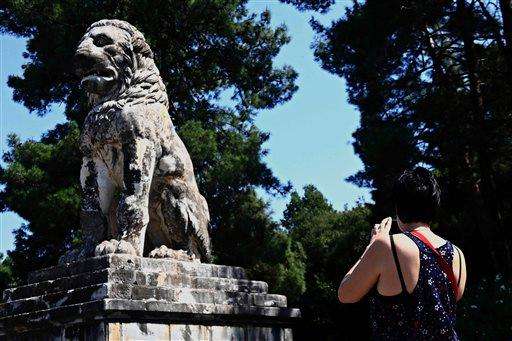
338, 238, 387, 303
338, 217, 392, 303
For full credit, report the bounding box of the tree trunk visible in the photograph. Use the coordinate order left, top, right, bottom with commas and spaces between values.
499, 0, 512, 72
456, 0, 511, 273
424, 20, 498, 276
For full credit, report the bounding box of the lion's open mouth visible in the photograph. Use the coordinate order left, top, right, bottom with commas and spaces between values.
81, 67, 116, 84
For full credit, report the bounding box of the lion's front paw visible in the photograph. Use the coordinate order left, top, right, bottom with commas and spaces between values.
95, 239, 138, 256
148, 245, 169, 258
116, 240, 137, 255
149, 245, 198, 262
95, 239, 119, 256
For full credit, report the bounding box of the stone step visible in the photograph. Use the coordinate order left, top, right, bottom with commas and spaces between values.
4, 269, 110, 302
5, 268, 268, 302
0, 299, 300, 328
0, 283, 287, 318
28, 254, 247, 284
103, 299, 297, 318
108, 284, 286, 308
0, 284, 106, 318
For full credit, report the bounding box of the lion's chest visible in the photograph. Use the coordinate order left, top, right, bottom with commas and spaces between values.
81, 108, 124, 147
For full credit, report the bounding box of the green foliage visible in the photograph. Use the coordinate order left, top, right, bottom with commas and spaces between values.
1, 123, 81, 274
249, 231, 307, 302
285, 0, 512, 337
309, 0, 512, 277
283, 185, 372, 340
0, 0, 297, 281
0, 254, 14, 296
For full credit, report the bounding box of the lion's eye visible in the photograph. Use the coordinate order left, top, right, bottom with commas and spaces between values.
93, 34, 112, 47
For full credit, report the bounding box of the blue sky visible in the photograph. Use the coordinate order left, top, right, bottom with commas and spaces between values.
0, 1, 369, 255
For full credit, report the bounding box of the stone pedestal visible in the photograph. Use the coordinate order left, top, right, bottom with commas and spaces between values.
0, 255, 300, 340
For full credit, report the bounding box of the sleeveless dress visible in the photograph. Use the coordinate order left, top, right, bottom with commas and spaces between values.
368, 232, 461, 340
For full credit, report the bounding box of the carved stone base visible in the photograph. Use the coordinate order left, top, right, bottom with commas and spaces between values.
0, 255, 300, 340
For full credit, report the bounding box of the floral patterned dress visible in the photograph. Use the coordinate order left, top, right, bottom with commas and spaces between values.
368, 232, 459, 340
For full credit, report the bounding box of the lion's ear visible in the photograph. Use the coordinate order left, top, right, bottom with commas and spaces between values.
132, 36, 153, 59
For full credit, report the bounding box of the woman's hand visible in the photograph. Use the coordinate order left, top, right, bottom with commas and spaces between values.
369, 217, 392, 244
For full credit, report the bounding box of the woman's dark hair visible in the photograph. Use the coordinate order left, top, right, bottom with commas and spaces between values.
392, 166, 441, 223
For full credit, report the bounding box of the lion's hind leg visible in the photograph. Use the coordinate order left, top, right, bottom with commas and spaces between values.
149, 179, 210, 262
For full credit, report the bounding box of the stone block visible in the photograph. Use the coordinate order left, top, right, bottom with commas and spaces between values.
1, 255, 299, 340
108, 283, 132, 299
282, 328, 293, 341
4, 269, 110, 302
130, 285, 156, 300
170, 324, 201, 341
110, 268, 135, 283
121, 322, 170, 340
246, 326, 287, 341
197, 325, 213, 340
210, 325, 245, 341
252, 293, 287, 307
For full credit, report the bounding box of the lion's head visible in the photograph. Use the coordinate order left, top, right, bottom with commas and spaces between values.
74, 19, 168, 109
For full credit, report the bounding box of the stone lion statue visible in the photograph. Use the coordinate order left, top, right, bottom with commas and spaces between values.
61, 19, 211, 263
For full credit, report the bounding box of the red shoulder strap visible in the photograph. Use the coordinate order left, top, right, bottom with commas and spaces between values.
410, 230, 459, 299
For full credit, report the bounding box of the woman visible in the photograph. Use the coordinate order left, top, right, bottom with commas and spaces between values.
338, 167, 467, 340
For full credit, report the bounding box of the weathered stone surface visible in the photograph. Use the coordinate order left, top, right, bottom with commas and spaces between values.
1, 285, 287, 318
6, 269, 268, 304
0, 284, 106, 317
0, 321, 292, 341
101, 299, 299, 317
1, 255, 300, 340
121, 322, 170, 340
210, 325, 246, 341
29, 254, 246, 284
246, 326, 294, 341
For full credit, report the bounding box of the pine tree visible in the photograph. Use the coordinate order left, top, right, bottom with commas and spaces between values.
0, 1, 300, 286
287, 0, 512, 276
282, 185, 371, 340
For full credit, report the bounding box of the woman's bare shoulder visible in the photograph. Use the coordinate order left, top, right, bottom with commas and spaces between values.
390, 232, 415, 244
362, 236, 392, 265
390, 233, 421, 258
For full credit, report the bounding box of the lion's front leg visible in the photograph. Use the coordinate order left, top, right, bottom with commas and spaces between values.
60, 155, 108, 263
114, 137, 156, 256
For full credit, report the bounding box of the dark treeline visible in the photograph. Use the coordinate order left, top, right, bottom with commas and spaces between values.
0, 0, 511, 339
288, 0, 512, 338
309, 0, 512, 279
